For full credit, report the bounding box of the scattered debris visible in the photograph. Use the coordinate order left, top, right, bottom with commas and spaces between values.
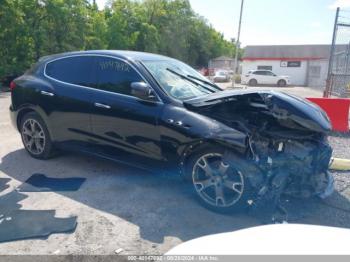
18, 173, 86, 192
0, 208, 77, 243
0, 178, 78, 243
114, 248, 124, 254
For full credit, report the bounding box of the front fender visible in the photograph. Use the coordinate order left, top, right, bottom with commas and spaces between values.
160, 105, 248, 170
179, 107, 248, 150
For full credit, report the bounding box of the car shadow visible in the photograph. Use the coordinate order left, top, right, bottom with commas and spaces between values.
1, 149, 350, 244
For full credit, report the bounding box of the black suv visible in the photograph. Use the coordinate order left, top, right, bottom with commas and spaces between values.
10, 51, 334, 212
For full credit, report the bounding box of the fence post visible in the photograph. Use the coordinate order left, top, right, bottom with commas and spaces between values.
325, 7, 340, 97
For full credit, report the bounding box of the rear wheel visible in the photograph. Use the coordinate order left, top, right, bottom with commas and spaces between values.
185, 146, 252, 213
20, 112, 54, 160
248, 79, 257, 86
277, 79, 287, 87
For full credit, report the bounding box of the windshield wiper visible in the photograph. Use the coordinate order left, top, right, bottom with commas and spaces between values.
166, 68, 216, 93
186, 75, 222, 91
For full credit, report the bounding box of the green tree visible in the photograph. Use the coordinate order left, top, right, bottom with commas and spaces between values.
86, 4, 108, 49
0, 0, 241, 81
106, 0, 140, 49
0, 0, 35, 77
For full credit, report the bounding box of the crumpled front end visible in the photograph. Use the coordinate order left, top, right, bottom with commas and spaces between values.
184, 90, 334, 208
247, 131, 333, 200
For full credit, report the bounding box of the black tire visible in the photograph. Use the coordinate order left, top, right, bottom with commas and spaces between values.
248, 79, 257, 86
277, 79, 287, 87
20, 112, 54, 160
184, 145, 253, 213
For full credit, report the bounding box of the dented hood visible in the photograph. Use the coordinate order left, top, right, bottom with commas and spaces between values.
184, 89, 332, 133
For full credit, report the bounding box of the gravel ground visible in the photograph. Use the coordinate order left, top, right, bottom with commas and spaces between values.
329, 133, 350, 195
329, 133, 350, 159
0, 90, 350, 255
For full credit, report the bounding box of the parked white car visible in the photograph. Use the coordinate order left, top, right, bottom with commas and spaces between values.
213, 70, 230, 82
241, 70, 291, 87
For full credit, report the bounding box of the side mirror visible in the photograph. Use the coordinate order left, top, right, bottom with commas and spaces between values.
131, 82, 156, 101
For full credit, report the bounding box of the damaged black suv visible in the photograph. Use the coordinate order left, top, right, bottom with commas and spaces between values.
10, 51, 334, 212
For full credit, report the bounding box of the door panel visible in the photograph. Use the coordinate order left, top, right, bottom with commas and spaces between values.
44, 83, 95, 146
253, 72, 265, 84
90, 92, 163, 165
43, 56, 96, 148
89, 56, 163, 168
263, 71, 277, 84
257, 74, 266, 84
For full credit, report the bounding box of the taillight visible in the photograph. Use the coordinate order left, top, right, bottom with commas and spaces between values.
10, 81, 16, 91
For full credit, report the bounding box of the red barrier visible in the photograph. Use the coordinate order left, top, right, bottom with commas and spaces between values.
307, 97, 350, 132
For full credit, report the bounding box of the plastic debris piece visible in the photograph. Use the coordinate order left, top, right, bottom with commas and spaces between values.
0, 190, 77, 243
329, 158, 350, 171
115, 248, 124, 254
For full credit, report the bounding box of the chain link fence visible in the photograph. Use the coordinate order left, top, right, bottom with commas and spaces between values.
326, 9, 350, 97
329, 45, 350, 97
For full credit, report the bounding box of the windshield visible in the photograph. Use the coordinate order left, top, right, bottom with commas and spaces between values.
142, 59, 218, 101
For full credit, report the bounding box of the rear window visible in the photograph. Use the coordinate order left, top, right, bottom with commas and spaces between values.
45, 56, 95, 87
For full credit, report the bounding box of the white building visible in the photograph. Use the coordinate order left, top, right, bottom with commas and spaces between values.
242, 45, 346, 87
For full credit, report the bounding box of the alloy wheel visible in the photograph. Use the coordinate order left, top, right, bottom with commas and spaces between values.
21, 118, 46, 155
192, 153, 244, 208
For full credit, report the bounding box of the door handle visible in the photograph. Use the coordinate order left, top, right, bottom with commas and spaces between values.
40, 91, 54, 97
94, 102, 111, 109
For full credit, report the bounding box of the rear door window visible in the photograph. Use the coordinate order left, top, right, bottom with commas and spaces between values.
45, 56, 95, 87
94, 57, 143, 96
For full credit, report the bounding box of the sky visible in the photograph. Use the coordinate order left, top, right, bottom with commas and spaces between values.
95, 0, 350, 47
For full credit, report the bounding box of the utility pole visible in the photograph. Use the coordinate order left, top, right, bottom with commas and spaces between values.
325, 7, 340, 97
232, 0, 244, 87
